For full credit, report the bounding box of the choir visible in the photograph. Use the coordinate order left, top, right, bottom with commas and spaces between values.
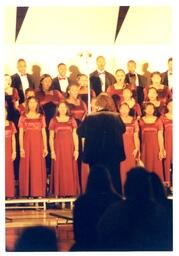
5, 57, 173, 198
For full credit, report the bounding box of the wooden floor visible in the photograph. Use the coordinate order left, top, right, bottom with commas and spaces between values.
6, 208, 74, 252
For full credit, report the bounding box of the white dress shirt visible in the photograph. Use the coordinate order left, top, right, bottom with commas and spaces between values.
98, 70, 105, 92
167, 71, 173, 89
18, 72, 29, 92
58, 76, 69, 92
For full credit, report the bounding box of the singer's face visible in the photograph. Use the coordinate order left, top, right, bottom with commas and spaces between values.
127, 62, 136, 74
58, 103, 68, 115
79, 76, 88, 87
96, 57, 105, 70
145, 105, 155, 115
17, 60, 26, 74
151, 74, 161, 85
58, 64, 67, 77
148, 88, 158, 101
69, 85, 79, 98
4, 75, 12, 88
28, 98, 38, 112
42, 77, 52, 91
115, 70, 125, 82
119, 104, 130, 117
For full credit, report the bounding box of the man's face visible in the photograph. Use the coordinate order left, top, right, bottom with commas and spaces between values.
17, 61, 26, 75
96, 57, 105, 71
58, 65, 67, 77
127, 62, 136, 74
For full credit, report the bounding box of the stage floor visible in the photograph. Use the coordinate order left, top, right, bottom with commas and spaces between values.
6, 209, 74, 252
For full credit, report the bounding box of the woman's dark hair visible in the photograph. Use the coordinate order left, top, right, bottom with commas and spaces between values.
14, 225, 58, 251
25, 96, 40, 114
151, 71, 162, 79
86, 164, 116, 194
39, 74, 52, 91
124, 167, 153, 200
95, 93, 116, 112
115, 69, 125, 75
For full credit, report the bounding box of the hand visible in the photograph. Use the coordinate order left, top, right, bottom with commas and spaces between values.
11, 151, 16, 161
73, 150, 79, 160
43, 149, 48, 158
159, 150, 164, 160
20, 149, 25, 158
51, 151, 56, 160
132, 148, 140, 160
163, 149, 166, 158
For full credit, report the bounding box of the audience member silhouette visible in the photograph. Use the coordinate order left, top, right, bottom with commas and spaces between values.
97, 167, 172, 251
14, 225, 58, 252
71, 164, 121, 251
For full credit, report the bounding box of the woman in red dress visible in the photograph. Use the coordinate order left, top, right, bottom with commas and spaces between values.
139, 102, 166, 181
107, 69, 128, 108
66, 84, 87, 192
49, 101, 80, 197
121, 88, 141, 119
161, 100, 173, 186
5, 108, 16, 198
18, 96, 48, 197
142, 87, 166, 117
17, 88, 36, 115
77, 74, 96, 108
143, 72, 172, 104
5, 74, 19, 126
118, 103, 140, 194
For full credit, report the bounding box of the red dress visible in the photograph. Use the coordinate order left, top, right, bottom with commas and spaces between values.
5, 122, 16, 198
49, 117, 80, 196
107, 84, 126, 99
66, 99, 87, 125
161, 115, 173, 184
139, 118, 164, 181
144, 85, 172, 104
18, 114, 47, 197
120, 119, 139, 192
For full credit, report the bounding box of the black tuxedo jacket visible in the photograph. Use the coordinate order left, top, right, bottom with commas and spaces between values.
161, 71, 169, 86
125, 73, 147, 105
51, 77, 70, 94
90, 70, 116, 96
11, 73, 35, 103
77, 111, 126, 165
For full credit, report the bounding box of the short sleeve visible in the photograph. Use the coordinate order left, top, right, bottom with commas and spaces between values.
41, 115, 46, 128
11, 122, 17, 134
157, 118, 163, 131
18, 115, 25, 128
48, 118, 56, 130
71, 117, 77, 129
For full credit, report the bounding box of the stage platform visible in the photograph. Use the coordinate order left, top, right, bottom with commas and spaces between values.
5, 197, 76, 210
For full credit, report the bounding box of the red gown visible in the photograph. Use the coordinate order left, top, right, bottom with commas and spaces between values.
144, 85, 172, 104
107, 84, 126, 99
18, 114, 47, 197
49, 117, 80, 196
161, 115, 173, 184
139, 118, 164, 181
66, 99, 87, 125
120, 119, 139, 192
5, 122, 16, 198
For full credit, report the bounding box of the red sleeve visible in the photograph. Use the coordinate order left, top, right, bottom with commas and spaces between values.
71, 117, 77, 129
157, 118, 163, 131
49, 118, 55, 130
11, 122, 17, 134
106, 86, 112, 95
55, 90, 64, 101
18, 115, 25, 128
82, 100, 88, 114
41, 115, 46, 128
143, 87, 148, 101
135, 103, 142, 116
13, 88, 19, 101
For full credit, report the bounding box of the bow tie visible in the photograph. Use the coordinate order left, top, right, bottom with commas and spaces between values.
21, 74, 27, 77
98, 72, 105, 75
59, 77, 66, 80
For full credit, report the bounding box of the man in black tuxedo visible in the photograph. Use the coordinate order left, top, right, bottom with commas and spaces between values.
125, 60, 147, 105
90, 56, 116, 96
11, 59, 35, 104
51, 63, 70, 96
161, 57, 173, 89
77, 94, 126, 195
